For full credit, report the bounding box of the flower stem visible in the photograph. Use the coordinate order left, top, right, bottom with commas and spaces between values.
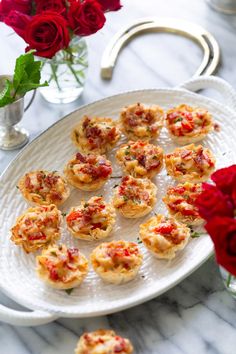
226, 273, 232, 287
67, 63, 83, 86
50, 63, 61, 92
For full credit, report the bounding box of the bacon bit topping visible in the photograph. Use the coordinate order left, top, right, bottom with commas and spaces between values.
74, 153, 112, 180
91, 222, 102, 230
81, 117, 119, 149
107, 126, 117, 140
118, 176, 151, 204
137, 154, 146, 167
45, 260, 59, 281
123, 103, 160, 133
50, 192, 63, 201
44, 174, 59, 187
214, 123, 220, 132
86, 126, 102, 139
23, 171, 63, 201
167, 106, 212, 137
67, 248, 79, 262
107, 244, 138, 259
165, 184, 202, 219
67, 198, 106, 230
25, 175, 32, 189
82, 116, 90, 130
76, 152, 86, 163
114, 338, 127, 353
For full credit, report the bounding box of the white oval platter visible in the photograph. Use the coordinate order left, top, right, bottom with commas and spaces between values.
0, 88, 235, 318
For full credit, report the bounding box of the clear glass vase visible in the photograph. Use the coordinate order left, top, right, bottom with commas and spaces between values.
39, 37, 88, 104
219, 266, 236, 298
207, 0, 236, 14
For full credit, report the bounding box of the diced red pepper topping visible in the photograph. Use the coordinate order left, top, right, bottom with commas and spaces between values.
154, 224, 174, 234
66, 211, 82, 222
181, 209, 197, 216
173, 186, 186, 194
181, 151, 192, 159
28, 232, 46, 241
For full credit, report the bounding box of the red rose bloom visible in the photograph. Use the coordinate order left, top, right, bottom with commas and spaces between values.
35, 0, 66, 15
24, 11, 70, 58
211, 165, 236, 195
4, 10, 30, 38
195, 183, 234, 220
0, 0, 31, 21
205, 217, 236, 276
68, 0, 106, 36
96, 0, 122, 11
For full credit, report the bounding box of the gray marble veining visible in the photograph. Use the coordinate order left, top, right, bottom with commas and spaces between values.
0, 0, 236, 353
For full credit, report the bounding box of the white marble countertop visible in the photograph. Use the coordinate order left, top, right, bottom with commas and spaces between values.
1, 0, 236, 353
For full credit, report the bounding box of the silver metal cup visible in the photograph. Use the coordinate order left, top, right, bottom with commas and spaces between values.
0, 75, 29, 150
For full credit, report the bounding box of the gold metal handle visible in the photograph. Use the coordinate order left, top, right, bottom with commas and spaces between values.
101, 18, 220, 80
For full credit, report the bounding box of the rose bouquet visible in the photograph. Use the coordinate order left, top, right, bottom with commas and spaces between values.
0, 0, 122, 103
195, 165, 236, 292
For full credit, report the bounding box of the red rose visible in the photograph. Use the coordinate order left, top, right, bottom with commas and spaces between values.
35, 0, 66, 15
96, 0, 122, 11
231, 186, 236, 207
24, 11, 70, 58
68, 0, 106, 36
205, 217, 236, 276
0, 0, 31, 21
4, 10, 30, 38
195, 183, 234, 220
211, 165, 236, 195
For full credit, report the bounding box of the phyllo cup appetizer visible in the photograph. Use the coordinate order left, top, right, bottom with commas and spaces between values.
75, 329, 133, 354
11, 204, 62, 253
17, 170, 70, 206
165, 144, 215, 182
64, 152, 112, 191
113, 176, 157, 218
90, 240, 143, 284
36, 244, 88, 290
66, 196, 116, 241
71, 116, 121, 154
140, 214, 190, 260
163, 182, 203, 225
166, 104, 213, 144
116, 140, 163, 179
119, 102, 164, 141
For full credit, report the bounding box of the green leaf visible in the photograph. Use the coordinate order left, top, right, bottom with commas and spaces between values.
65, 288, 74, 295
0, 51, 48, 107
191, 231, 201, 238
12, 51, 48, 98
0, 80, 14, 107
